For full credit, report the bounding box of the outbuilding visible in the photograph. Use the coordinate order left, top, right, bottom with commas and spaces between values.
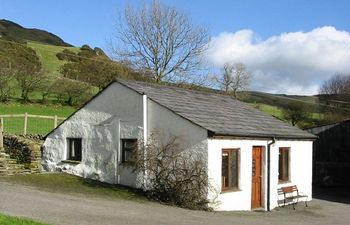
43, 79, 315, 211
307, 120, 350, 186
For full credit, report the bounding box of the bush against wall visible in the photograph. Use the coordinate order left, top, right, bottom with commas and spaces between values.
3, 134, 43, 171
132, 135, 213, 210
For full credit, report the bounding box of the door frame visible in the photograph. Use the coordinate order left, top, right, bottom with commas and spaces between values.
251, 146, 264, 209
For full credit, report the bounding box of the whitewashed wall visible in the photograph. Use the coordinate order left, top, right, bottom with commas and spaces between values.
207, 139, 268, 211
207, 138, 313, 211
147, 99, 208, 151
270, 140, 313, 209
42, 83, 143, 186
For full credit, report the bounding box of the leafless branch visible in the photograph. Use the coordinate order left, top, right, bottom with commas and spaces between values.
114, 1, 210, 83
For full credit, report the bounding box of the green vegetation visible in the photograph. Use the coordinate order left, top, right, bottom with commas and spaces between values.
0, 214, 49, 225
27, 42, 79, 73
0, 103, 74, 117
0, 173, 145, 201
0, 103, 75, 135
253, 103, 284, 119
245, 91, 350, 128
58, 44, 142, 89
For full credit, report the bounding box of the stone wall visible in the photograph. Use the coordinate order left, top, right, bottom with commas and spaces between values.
0, 135, 43, 175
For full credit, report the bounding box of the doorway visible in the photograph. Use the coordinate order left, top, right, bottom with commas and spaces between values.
252, 146, 263, 208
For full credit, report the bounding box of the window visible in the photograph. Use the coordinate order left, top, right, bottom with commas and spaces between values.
279, 147, 290, 182
121, 139, 137, 163
222, 149, 239, 191
67, 138, 82, 161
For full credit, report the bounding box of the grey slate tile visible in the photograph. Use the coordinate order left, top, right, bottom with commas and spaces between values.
118, 80, 316, 139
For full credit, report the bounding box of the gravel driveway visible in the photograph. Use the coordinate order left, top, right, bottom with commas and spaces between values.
0, 181, 349, 225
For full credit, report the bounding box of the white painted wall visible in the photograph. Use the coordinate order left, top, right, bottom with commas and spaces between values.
207, 139, 267, 211
42, 83, 143, 186
270, 140, 313, 209
207, 138, 313, 211
147, 99, 208, 152
145, 98, 208, 189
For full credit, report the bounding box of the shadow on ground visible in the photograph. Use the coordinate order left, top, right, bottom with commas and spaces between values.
313, 186, 350, 204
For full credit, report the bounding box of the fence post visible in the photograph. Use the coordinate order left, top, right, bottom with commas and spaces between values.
0, 117, 3, 150
23, 112, 28, 135
54, 115, 58, 128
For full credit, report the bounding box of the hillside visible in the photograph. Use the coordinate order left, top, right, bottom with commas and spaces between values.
243, 91, 350, 127
0, 19, 72, 47
27, 42, 80, 73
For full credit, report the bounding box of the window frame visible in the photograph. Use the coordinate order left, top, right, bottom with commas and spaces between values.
278, 147, 290, 183
121, 139, 138, 163
221, 148, 240, 192
67, 138, 82, 162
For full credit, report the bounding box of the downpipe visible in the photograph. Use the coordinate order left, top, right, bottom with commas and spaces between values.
267, 137, 276, 211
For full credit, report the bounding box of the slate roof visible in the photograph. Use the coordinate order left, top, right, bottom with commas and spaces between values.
118, 80, 316, 139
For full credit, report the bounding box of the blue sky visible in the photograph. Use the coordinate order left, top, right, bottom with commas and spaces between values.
1, 0, 349, 48
1, 0, 350, 94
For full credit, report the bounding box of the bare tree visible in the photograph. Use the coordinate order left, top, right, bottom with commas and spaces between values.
0, 65, 14, 102
115, 1, 210, 83
132, 135, 213, 210
282, 101, 310, 127
214, 63, 251, 98
319, 74, 350, 95
14, 69, 46, 102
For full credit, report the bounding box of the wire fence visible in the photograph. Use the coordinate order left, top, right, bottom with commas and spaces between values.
0, 113, 66, 136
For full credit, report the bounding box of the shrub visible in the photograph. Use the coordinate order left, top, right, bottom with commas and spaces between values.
133, 136, 212, 210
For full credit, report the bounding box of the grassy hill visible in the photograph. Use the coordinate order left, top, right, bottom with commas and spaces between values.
244, 91, 350, 128
0, 19, 71, 46
27, 41, 80, 73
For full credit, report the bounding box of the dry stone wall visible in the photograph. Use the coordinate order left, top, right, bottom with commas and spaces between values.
0, 135, 43, 175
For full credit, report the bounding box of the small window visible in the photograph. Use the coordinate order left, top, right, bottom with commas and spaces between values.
222, 149, 239, 191
67, 138, 82, 161
121, 139, 137, 163
279, 147, 290, 182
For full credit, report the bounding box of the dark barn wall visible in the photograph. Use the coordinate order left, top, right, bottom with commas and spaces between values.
309, 120, 350, 186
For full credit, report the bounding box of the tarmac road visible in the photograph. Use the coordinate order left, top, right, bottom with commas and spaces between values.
0, 181, 349, 225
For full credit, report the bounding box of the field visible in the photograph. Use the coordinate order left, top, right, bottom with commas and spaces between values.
0, 103, 75, 135
0, 103, 75, 116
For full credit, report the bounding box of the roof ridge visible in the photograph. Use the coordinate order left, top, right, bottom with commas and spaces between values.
116, 78, 239, 100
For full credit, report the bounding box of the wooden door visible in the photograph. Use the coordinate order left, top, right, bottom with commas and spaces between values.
251, 146, 262, 208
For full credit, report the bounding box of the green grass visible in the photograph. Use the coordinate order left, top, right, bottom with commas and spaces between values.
253, 103, 285, 119
0, 173, 145, 201
0, 103, 76, 135
251, 103, 325, 128
0, 102, 75, 117
0, 214, 49, 225
27, 41, 79, 73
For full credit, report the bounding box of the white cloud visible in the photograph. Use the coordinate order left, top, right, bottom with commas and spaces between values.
206, 27, 350, 95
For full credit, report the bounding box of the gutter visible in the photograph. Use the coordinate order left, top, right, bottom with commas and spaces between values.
267, 137, 276, 211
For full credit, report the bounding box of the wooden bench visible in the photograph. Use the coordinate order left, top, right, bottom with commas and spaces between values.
277, 185, 308, 210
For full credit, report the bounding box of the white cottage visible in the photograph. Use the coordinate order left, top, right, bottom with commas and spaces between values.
43, 79, 315, 211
